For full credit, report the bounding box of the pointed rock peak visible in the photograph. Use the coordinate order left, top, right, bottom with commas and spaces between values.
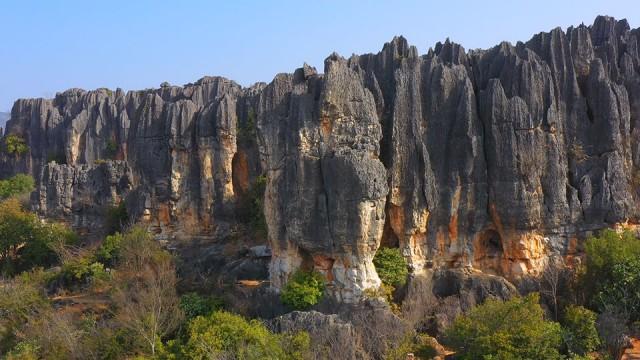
591, 15, 618, 45
324, 52, 348, 74
293, 63, 318, 83
434, 38, 467, 65
381, 36, 410, 58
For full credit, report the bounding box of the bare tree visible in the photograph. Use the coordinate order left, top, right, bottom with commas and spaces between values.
111, 228, 184, 356
540, 256, 567, 320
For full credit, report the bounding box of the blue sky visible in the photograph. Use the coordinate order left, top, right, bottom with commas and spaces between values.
0, 0, 637, 111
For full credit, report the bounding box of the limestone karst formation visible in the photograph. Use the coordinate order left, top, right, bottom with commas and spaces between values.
2, 16, 639, 301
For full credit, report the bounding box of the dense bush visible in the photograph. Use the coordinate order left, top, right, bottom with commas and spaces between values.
0, 174, 34, 199
175, 310, 310, 360
594, 258, 640, 320
444, 293, 563, 360
562, 305, 600, 356
179, 292, 224, 319
95, 232, 124, 266
280, 270, 325, 310
581, 229, 640, 319
373, 247, 408, 287
3, 134, 29, 155
0, 198, 76, 276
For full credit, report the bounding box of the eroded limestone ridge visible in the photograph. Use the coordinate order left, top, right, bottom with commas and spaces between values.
1, 16, 639, 301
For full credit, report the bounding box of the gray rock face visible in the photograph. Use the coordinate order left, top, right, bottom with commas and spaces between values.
1, 16, 640, 301
0, 112, 9, 133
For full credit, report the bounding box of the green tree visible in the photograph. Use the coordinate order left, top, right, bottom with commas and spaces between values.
0, 174, 34, 199
280, 270, 325, 310
594, 258, 640, 320
373, 247, 408, 287
443, 293, 563, 360
179, 310, 309, 360
95, 232, 124, 266
561, 305, 600, 356
3, 134, 29, 155
111, 227, 183, 356
580, 229, 640, 320
179, 292, 224, 320
0, 198, 75, 276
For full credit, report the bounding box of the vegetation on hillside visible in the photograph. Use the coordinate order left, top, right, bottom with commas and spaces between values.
280, 270, 325, 310
2, 134, 29, 155
3, 174, 640, 359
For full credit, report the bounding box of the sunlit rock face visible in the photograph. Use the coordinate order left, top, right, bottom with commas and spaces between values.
1, 16, 639, 301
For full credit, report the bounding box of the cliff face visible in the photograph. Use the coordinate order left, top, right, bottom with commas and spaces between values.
1, 16, 639, 301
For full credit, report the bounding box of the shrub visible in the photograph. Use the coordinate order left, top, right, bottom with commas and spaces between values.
58, 253, 109, 286
443, 293, 563, 360
0, 198, 76, 276
3, 134, 28, 155
0, 270, 50, 353
237, 108, 257, 143
105, 139, 118, 159
562, 305, 600, 356
281, 270, 325, 310
594, 258, 640, 320
373, 247, 408, 287
95, 232, 124, 267
179, 292, 224, 319
581, 229, 640, 314
105, 202, 128, 235
179, 310, 309, 360
0, 174, 34, 199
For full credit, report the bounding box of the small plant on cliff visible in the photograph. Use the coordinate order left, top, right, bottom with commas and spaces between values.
443, 293, 563, 360
569, 143, 588, 163
105, 202, 129, 235
104, 139, 118, 159
237, 108, 257, 143
238, 175, 268, 239
280, 270, 325, 310
373, 247, 408, 287
2, 134, 28, 156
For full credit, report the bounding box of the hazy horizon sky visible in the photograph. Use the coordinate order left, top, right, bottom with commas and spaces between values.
0, 0, 637, 111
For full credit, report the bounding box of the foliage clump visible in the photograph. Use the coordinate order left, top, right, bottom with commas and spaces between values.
0, 198, 76, 276
2, 134, 29, 155
179, 292, 224, 320
373, 247, 408, 287
580, 229, 640, 320
105, 139, 118, 159
443, 293, 564, 360
173, 310, 309, 360
562, 305, 600, 356
280, 270, 325, 310
0, 173, 34, 199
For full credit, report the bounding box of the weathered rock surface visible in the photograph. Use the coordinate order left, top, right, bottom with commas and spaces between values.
1, 16, 639, 301
0, 112, 9, 133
